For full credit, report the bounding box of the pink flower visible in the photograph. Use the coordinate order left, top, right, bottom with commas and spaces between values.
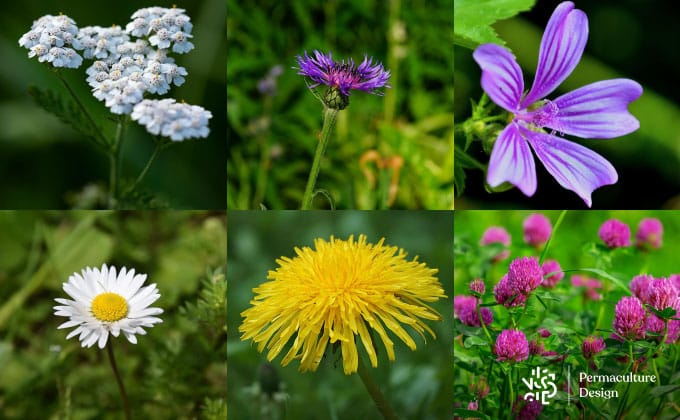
572, 275, 603, 300
469, 278, 486, 295
494, 275, 527, 307
541, 259, 564, 288
629, 274, 654, 302
598, 219, 631, 248
513, 397, 543, 420
523, 213, 552, 247
538, 328, 552, 338
495, 329, 529, 362
646, 278, 680, 311
480, 226, 511, 262
635, 218, 663, 250
453, 295, 493, 327
582, 335, 606, 359
613, 296, 646, 340
529, 339, 545, 356
645, 314, 680, 344
467, 400, 478, 411
508, 256, 543, 294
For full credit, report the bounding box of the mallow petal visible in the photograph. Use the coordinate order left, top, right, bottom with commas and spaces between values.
523, 127, 617, 207
487, 123, 537, 196
550, 79, 642, 138
522, 2, 588, 107
473, 44, 524, 112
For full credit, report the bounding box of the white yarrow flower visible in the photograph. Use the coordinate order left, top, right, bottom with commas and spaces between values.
54, 264, 163, 348
131, 99, 212, 141
19, 14, 83, 68
126, 7, 194, 53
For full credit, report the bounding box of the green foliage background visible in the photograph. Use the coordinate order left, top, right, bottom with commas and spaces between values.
0, 0, 226, 209
227, 211, 453, 419
227, 0, 453, 210
0, 211, 227, 419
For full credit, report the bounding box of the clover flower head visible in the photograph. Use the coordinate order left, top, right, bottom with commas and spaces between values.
494, 275, 526, 308
635, 218, 663, 250
480, 226, 511, 262
572, 275, 603, 300
19, 14, 83, 68
582, 335, 606, 359
646, 278, 680, 311
645, 315, 680, 344
53, 264, 163, 348
613, 296, 646, 340
473, 1, 642, 206
513, 397, 543, 420
669, 274, 680, 294
131, 99, 211, 141
470, 378, 490, 399
598, 219, 631, 248
529, 339, 545, 356
629, 274, 654, 301
523, 213, 552, 247
469, 278, 486, 295
467, 401, 478, 411
239, 234, 445, 375
507, 256, 542, 294
494, 329, 529, 362
541, 259, 563, 288
126, 7, 194, 53
453, 295, 492, 327
296, 50, 390, 109
538, 327, 551, 338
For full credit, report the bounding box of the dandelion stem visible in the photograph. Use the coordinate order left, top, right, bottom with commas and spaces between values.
106, 341, 132, 420
301, 107, 338, 209
356, 356, 398, 420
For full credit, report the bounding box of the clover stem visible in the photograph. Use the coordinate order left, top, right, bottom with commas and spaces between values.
106, 340, 131, 420
301, 107, 338, 209
356, 356, 398, 420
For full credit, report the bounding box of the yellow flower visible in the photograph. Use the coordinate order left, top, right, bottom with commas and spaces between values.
239, 234, 446, 374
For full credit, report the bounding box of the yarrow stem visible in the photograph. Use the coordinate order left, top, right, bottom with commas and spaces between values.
301, 107, 339, 209
128, 137, 168, 194
356, 356, 399, 420
109, 115, 128, 208
106, 341, 131, 420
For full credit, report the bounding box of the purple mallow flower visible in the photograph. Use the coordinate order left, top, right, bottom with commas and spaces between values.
598, 218, 631, 248
296, 50, 390, 109
523, 213, 552, 247
613, 296, 646, 340
472, 1, 642, 206
495, 329, 529, 362
636, 218, 663, 250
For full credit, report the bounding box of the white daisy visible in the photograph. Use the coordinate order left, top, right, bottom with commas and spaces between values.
54, 264, 163, 348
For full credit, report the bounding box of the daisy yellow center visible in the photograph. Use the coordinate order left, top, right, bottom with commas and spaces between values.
91, 292, 128, 322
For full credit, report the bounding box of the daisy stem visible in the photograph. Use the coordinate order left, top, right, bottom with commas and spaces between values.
106, 341, 131, 420
356, 356, 398, 420
301, 107, 338, 209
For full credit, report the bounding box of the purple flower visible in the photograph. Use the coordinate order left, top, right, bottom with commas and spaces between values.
669, 274, 680, 293
480, 226, 511, 262
582, 335, 606, 359
523, 213, 552, 247
636, 218, 663, 250
598, 219, 631, 248
467, 400, 478, 411
645, 314, 680, 344
472, 1, 642, 206
541, 259, 564, 288
495, 329, 529, 362
572, 275, 603, 300
629, 274, 653, 302
453, 295, 492, 327
613, 296, 646, 340
494, 275, 527, 307
296, 50, 390, 109
538, 327, 552, 338
507, 256, 543, 294
513, 397, 543, 420
529, 339, 545, 356
469, 278, 486, 295
646, 278, 680, 311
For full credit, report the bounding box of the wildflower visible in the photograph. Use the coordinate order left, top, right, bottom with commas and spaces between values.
513, 397, 543, 420
239, 235, 445, 375
645, 314, 680, 344
669, 274, 680, 293
571, 275, 603, 300
469, 278, 485, 295
538, 327, 551, 338
19, 14, 83, 68
77, 25, 129, 60
629, 274, 653, 302
454, 295, 492, 327
126, 7, 194, 53
472, 1, 642, 206
53, 264, 163, 348
541, 259, 563, 288
296, 50, 390, 110
494, 329, 529, 362
467, 401, 478, 411
582, 336, 606, 359
529, 339, 545, 356
523, 213, 552, 248
613, 296, 646, 340
646, 278, 679, 312
479, 226, 511, 262
507, 256, 542, 294
131, 99, 212, 141
470, 378, 490, 399
258, 65, 284, 97
494, 275, 527, 308
598, 219, 631, 248
635, 218, 663, 250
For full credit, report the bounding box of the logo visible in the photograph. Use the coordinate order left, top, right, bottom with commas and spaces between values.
522, 367, 557, 405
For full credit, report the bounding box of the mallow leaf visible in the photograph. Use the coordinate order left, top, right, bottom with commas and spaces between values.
454, 0, 536, 49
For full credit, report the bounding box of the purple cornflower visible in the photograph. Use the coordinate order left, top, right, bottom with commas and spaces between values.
494, 275, 527, 307
541, 259, 564, 288
507, 256, 543, 294
598, 219, 631, 248
635, 218, 663, 250
479, 226, 511, 262
582, 335, 606, 359
523, 213, 552, 248
472, 1, 642, 206
495, 329, 529, 362
613, 296, 646, 340
453, 295, 492, 327
296, 50, 390, 110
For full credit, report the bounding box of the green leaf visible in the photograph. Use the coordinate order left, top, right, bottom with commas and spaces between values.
27, 85, 109, 150
452, 408, 491, 420
649, 385, 680, 397
454, 0, 536, 49
566, 268, 630, 293
464, 335, 489, 348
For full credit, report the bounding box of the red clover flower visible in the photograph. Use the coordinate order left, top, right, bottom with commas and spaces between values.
494, 329, 529, 362
480, 226, 511, 262
541, 259, 564, 288
635, 218, 663, 250
507, 256, 543, 294
582, 336, 606, 359
613, 296, 646, 340
598, 219, 631, 248
523, 213, 552, 248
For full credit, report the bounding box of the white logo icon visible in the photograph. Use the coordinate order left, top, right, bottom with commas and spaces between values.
522, 367, 557, 405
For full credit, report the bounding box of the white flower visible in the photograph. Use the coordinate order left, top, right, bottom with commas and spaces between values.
131, 98, 212, 141
77, 25, 129, 60
54, 264, 163, 348
126, 7, 194, 53
18, 14, 83, 68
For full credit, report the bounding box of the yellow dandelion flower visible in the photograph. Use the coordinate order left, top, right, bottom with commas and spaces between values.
239, 234, 446, 375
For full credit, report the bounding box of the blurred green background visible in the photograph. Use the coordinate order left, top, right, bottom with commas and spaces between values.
0, 0, 226, 208
0, 210, 227, 419
227, 0, 453, 210
454, 1, 680, 209
227, 211, 453, 419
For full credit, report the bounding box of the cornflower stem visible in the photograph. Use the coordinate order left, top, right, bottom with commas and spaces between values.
106, 341, 132, 420
301, 107, 338, 209
129, 137, 167, 194
356, 356, 398, 420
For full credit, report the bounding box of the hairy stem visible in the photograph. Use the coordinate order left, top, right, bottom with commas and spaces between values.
301, 107, 338, 209
356, 356, 398, 420
106, 341, 131, 420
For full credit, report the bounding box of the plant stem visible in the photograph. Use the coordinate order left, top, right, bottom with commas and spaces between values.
108, 116, 127, 208
129, 140, 165, 194
106, 341, 132, 420
301, 107, 338, 209
356, 356, 398, 420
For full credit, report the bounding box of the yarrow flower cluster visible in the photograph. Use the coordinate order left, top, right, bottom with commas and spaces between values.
18, 14, 83, 68
53, 264, 163, 348
494, 329, 529, 362
131, 99, 212, 141
126, 7, 194, 53
296, 50, 390, 110
473, 1, 642, 206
